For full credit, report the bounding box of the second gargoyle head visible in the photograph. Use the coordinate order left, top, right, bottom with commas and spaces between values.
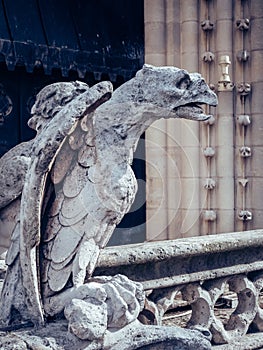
28, 81, 90, 133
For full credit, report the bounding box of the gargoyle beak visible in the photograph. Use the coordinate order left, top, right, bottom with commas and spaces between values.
175, 80, 218, 121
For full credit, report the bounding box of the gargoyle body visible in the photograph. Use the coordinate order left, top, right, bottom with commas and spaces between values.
0, 65, 217, 348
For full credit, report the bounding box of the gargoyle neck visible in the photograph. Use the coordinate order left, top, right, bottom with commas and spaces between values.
94, 99, 156, 166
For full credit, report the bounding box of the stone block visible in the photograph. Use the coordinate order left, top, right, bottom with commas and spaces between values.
65, 298, 107, 341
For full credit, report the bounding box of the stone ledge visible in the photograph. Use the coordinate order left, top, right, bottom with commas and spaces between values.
98, 229, 263, 268
94, 229, 263, 290
212, 332, 263, 349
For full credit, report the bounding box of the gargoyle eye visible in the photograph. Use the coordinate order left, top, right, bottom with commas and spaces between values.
177, 76, 191, 89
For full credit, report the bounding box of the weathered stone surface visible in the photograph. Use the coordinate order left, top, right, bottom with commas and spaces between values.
95, 320, 212, 350
2, 230, 263, 347
0, 335, 28, 350
98, 274, 145, 328
0, 320, 211, 350
65, 298, 107, 340
94, 230, 263, 345
0, 321, 84, 350
0, 65, 217, 347
95, 229, 263, 290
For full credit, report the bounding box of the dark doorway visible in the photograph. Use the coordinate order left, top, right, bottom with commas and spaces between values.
0, 0, 145, 245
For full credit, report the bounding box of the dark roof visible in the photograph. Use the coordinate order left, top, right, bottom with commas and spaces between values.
0, 0, 144, 81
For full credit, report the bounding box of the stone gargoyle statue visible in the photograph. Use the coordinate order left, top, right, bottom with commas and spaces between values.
0, 64, 217, 349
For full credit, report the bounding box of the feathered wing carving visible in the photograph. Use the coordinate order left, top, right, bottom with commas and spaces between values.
41, 111, 118, 300
0, 80, 113, 326
42, 118, 99, 297
0, 141, 33, 258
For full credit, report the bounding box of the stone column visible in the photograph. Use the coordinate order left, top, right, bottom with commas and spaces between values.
234, 0, 251, 231
179, 0, 202, 236
144, 0, 169, 241
199, 0, 217, 236
145, 0, 185, 241
165, 0, 183, 240
215, 0, 235, 232
249, 0, 263, 228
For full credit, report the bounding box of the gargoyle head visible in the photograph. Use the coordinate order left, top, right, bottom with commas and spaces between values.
28, 81, 89, 132
135, 64, 218, 120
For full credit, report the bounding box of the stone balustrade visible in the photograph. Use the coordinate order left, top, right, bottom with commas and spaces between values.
95, 229, 263, 348
1, 229, 263, 348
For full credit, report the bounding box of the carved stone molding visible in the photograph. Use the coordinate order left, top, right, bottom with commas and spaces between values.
236, 18, 250, 31
205, 275, 257, 344
238, 210, 252, 221
238, 178, 248, 188
203, 147, 215, 157
236, 114, 251, 126
209, 83, 216, 91
201, 19, 214, 31
237, 49, 250, 62
251, 272, 263, 332
202, 51, 215, 63
239, 146, 252, 158
202, 210, 217, 221
204, 178, 216, 190
237, 82, 251, 96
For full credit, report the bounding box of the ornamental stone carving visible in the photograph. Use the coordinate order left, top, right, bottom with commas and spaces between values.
236, 114, 251, 126
202, 51, 215, 63
203, 146, 215, 157
237, 82, 251, 96
204, 178, 216, 190
238, 210, 252, 221
239, 146, 252, 158
202, 210, 217, 221
236, 18, 250, 31
201, 19, 214, 31
0, 64, 217, 349
237, 49, 250, 62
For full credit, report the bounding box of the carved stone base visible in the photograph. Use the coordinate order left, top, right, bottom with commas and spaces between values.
0, 320, 211, 350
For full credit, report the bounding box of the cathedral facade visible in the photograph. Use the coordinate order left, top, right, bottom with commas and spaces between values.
144, 0, 263, 240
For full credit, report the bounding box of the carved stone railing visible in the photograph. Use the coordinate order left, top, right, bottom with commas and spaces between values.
95, 229, 263, 349
1, 230, 263, 348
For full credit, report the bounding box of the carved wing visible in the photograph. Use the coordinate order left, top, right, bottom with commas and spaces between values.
0, 142, 32, 256
41, 112, 108, 297
0, 81, 113, 326
0, 142, 33, 210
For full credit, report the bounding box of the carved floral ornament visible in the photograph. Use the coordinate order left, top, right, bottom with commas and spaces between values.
239, 146, 252, 158
202, 51, 215, 63
237, 82, 251, 96
236, 18, 250, 31
203, 146, 215, 158
201, 19, 214, 31
236, 114, 251, 126
237, 49, 250, 62
203, 210, 217, 222
238, 210, 252, 221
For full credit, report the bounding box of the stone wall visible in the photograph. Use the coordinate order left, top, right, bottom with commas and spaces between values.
144, 0, 263, 240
